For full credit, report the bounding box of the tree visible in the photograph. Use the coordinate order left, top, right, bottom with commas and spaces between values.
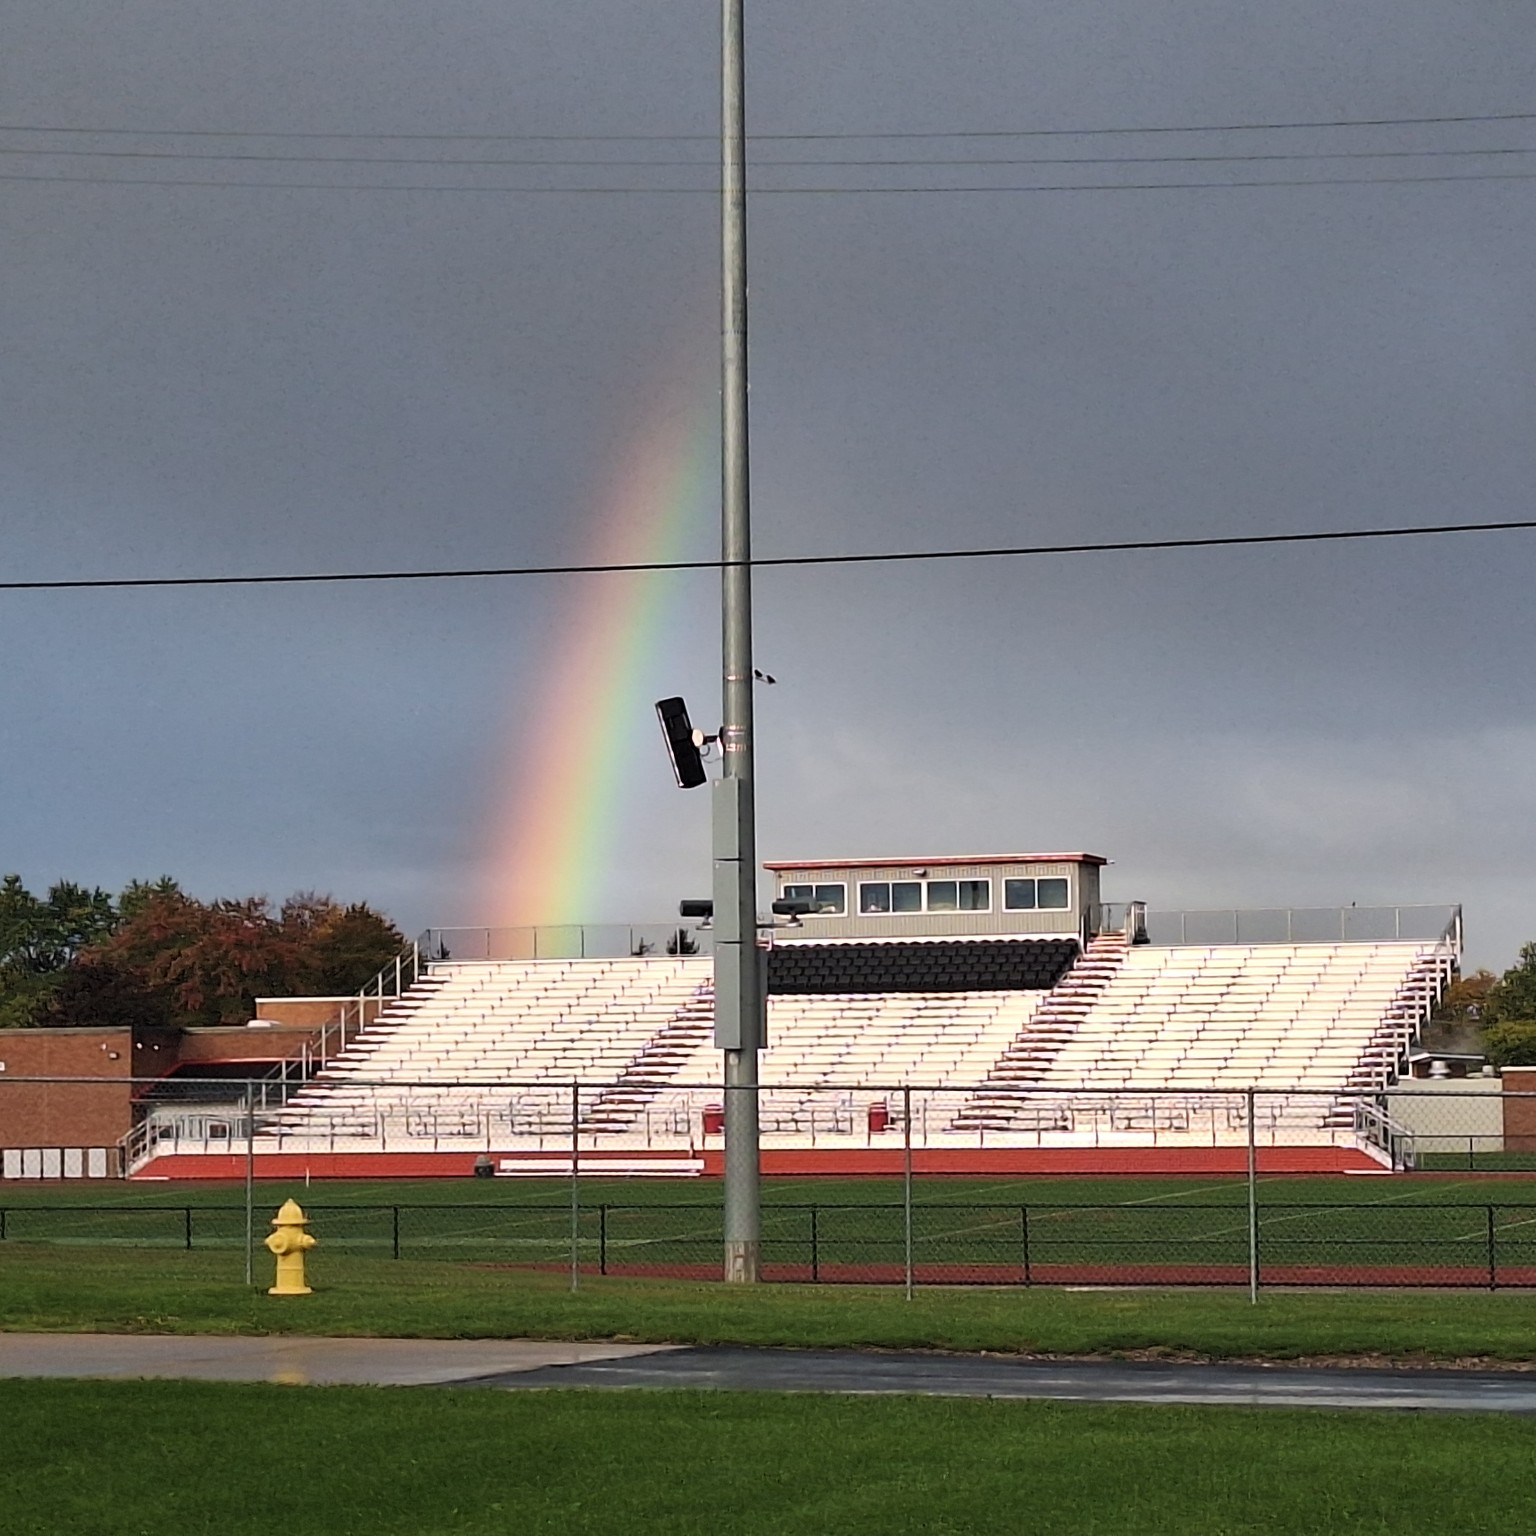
43, 960, 170, 1031
291, 899, 405, 994
1480, 1020, 1536, 1069
89, 889, 303, 1027
0, 875, 407, 1029
0, 875, 118, 1026
1486, 943, 1536, 1027
1436, 969, 1497, 1025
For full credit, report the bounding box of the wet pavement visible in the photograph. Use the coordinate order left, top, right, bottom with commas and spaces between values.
467, 1345, 1536, 1413
5, 1334, 1536, 1410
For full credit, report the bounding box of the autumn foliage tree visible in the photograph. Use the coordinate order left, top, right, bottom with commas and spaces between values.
0, 874, 404, 1028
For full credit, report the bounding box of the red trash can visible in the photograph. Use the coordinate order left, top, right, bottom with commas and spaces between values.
703, 1105, 725, 1136
867, 1101, 891, 1134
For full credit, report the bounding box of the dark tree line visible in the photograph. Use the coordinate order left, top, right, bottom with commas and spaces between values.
0, 875, 404, 1029
1435, 943, 1536, 1067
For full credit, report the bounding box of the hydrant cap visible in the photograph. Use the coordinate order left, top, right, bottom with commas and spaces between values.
272, 1198, 310, 1228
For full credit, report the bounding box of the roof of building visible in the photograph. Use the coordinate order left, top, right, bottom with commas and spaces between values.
763, 852, 1108, 872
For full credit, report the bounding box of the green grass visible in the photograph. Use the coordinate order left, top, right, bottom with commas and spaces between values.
9, 1175, 1536, 1360
5, 1175, 1536, 1282
10, 1172, 1536, 1208
4, 1379, 1536, 1535
11, 1239, 1536, 1360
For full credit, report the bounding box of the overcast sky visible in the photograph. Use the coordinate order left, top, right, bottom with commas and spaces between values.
2, 2, 1533, 968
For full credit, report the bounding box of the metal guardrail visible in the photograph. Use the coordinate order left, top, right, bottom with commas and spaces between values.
1094, 903, 1462, 947
1098, 903, 1462, 947
418, 925, 713, 963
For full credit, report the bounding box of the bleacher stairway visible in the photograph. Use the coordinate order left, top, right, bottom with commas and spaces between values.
580, 984, 715, 1133
953, 929, 1130, 1131
129, 928, 1457, 1176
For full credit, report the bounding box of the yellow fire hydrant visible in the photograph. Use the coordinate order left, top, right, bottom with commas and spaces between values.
264, 1199, 317, 1296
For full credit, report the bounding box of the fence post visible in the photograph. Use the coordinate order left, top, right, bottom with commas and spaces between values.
810, 1206, 819, 1283
1487, 1205, 1497, 1291
1246, 1087, 1259, 1304
569, 1082, 580, 1293
184, 1207, 193, 1252
599, 1204, 608, 1276
1021, 1205, 1032, 1286
903, 1085, 914, 1301
244, 1083, 255, 1288
392, 1205, 401, 1261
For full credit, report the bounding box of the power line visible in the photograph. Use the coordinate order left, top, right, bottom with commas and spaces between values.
4, 516, 1533, 594
1, 108, 1534, 142
6, 170, 1536, 194
3, 144, 1534, 169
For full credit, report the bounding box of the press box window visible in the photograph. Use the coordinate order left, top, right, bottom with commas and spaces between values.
781, 883, 847, 915
1004, 877, 1071, 912
927, 879, 990, 912
859, 881, 922, 914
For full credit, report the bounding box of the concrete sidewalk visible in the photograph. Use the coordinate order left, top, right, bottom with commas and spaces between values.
7, 1335, 1536, 1412
0, 1334, 676, 1387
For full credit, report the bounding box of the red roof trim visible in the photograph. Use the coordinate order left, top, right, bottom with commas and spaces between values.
763, 853, 1108, 871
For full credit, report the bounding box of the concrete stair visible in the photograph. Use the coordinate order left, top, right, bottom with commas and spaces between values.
950, 931, 1127, 1130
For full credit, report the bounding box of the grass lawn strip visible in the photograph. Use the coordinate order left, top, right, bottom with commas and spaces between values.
10, 1241, 1536, 1363
8, 1176, 1536, 1280
3, 1379, 1533, 1536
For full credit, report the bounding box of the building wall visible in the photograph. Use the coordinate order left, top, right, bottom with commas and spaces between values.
1503, 1069, 1536, 1151
0, 1029, 135, 1149
176, 1026, 321, 1063
252, 996, 352, 1027
1386, 1078, 1503, 1152
768, 859, 1100, 940
0, 1022, 326, 1160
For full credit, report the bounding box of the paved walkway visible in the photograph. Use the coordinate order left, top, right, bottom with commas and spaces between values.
472, 1346, 1536, 1413
0, 1334, 676, 1387
4, 1335, 1535, 1411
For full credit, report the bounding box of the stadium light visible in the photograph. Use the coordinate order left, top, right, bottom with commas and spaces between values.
655, 696, 709, 790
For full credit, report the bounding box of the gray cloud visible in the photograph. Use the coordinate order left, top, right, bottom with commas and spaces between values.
2, 2, 1533, 971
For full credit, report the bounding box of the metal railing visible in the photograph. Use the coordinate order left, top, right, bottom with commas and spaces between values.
419, 925, 714, 963
1094, 903, 1462, 948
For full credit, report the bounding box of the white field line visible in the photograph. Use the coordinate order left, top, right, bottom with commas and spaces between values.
1445, 1211, 1536, 1245
1148, 1179, 1493, 1247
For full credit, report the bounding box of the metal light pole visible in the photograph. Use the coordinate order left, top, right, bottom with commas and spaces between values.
714, 0, 762, 1283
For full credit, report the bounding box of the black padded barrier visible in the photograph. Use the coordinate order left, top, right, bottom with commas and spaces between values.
766, 938, 1080, 995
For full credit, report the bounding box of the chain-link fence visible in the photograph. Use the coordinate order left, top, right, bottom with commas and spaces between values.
3, 1074, 1533, 1291
8, 1196, 1536, 1289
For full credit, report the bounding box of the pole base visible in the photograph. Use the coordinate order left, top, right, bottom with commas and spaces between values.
724, 1240, 760, 1284
267, 1284, 312, 1296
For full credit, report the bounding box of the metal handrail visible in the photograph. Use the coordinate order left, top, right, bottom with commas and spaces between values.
1094, 903, 1461, 949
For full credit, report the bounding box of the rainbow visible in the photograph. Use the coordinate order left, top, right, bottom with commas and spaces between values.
482, 385, 716, 926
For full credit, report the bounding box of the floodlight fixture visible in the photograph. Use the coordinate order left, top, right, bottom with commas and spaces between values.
655, 696, 708, 789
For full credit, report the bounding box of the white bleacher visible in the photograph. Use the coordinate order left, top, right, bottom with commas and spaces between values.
215, 935, 1453, 1164
637, 989, 1047, 1137
1036, 941, 1441, 1092
955, 940, 1453, 1144
258, 957, 711, 1151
